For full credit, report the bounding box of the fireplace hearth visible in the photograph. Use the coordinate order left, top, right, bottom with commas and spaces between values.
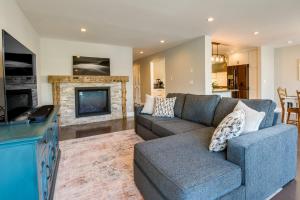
75, 87, 111, 118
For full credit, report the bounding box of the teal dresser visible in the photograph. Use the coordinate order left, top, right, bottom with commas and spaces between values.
0, 107, 60, 200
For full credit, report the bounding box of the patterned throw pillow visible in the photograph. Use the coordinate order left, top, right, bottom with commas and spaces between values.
152, 97, 176, 118
209, 109, 246, 152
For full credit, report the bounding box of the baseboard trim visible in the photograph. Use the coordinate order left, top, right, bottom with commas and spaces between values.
265, 188, 282, 200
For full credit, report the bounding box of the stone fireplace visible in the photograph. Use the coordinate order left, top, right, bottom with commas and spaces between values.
75, 87, 111, 118
48, 76, 128, 126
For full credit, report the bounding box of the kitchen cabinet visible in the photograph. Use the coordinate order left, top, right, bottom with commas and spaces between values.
227, 64, 249, 99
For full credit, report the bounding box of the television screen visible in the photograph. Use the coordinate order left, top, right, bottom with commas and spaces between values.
4, 53, 33, 76
3, 31, 35, 76
1, 30, 37, 122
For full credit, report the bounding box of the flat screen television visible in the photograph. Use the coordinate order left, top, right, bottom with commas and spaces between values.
1, 30, 37, 122
3, 30, 35, 76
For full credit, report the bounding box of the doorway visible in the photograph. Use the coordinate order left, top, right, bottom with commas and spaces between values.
150, 58, 166, 97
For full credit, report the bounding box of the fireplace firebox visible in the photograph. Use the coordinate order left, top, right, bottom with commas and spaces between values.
6, 89, 33, 121
75, 87, 111, 118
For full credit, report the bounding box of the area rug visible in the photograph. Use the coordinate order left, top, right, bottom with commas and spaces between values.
54, 129, 144, 200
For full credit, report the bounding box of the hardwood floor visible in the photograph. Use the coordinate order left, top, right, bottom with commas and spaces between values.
59, 117, 134, 141
59, 119, 299, 199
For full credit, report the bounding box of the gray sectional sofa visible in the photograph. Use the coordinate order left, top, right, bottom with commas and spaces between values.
134, 93, 298, 200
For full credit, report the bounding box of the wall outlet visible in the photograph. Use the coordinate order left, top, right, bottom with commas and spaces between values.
189, 80, 194, 85
190, 68, 193, 73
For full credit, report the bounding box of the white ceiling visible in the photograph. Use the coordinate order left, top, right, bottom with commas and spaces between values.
17, 0, 300, 60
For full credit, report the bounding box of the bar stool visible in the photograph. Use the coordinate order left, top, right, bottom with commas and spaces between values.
277, 87, 287, 123
286, 91, 300, 127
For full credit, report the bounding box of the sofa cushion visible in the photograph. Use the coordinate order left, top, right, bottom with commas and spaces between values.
134, 129, 242, 200
136, 114, 180, 129
212, 98, 276, 129
182, 94, 221, 126
152, 119, 206, 137
166, 93, 186, 118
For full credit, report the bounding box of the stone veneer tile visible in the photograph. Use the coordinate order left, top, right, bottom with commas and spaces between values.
60, 83, 123, 126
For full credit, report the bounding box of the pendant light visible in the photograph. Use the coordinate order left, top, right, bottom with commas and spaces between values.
212, 42, 226, 64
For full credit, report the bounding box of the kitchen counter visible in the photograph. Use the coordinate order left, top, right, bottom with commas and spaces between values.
212, 89, 239, 93
212, 89, 239, 98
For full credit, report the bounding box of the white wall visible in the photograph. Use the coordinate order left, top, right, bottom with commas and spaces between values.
204, 36, 212, 94
39, 38, 134, 114
258, 46, 275, 100
275, 44, 300, 102
135, 36, 212, 102
0, 0, 40, 106
228, 48, 259, 99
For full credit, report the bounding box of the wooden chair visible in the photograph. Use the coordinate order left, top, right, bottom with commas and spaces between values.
286, 91, 300, 128
277, 87, 287, 123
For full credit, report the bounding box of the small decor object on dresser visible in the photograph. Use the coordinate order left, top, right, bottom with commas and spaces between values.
73, 56, 110, 76
152, 96, 176, 118
209, 109, 246, 152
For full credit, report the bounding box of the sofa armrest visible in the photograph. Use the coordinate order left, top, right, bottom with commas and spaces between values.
227, 124, 298, 200
134, 104, 144, 130
272, 111, 282, 125
134, 104, 144, 116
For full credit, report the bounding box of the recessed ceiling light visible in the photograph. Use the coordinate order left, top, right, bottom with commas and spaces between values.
139, 51, 144, 54
160, 40, 165, 43
288, 40, 293, 44
207, 17, 214, 22
254, 31, 259, 35
81, 28, 87, 32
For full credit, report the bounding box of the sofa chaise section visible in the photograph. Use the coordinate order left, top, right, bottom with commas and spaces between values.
134, 128, 243, 200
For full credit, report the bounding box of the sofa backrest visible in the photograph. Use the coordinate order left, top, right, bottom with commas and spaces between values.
181, 94, 221, 126
212, 97, 276, 129
166, 93, 186, 118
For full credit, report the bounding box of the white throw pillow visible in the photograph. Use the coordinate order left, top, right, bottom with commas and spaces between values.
209, 109, 246, 152
141, 94, 155, 114
234, 101, 265, 133
152, 97, 176, 118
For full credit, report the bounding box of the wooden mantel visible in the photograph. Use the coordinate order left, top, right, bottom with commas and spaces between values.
48, 75, 129, 118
